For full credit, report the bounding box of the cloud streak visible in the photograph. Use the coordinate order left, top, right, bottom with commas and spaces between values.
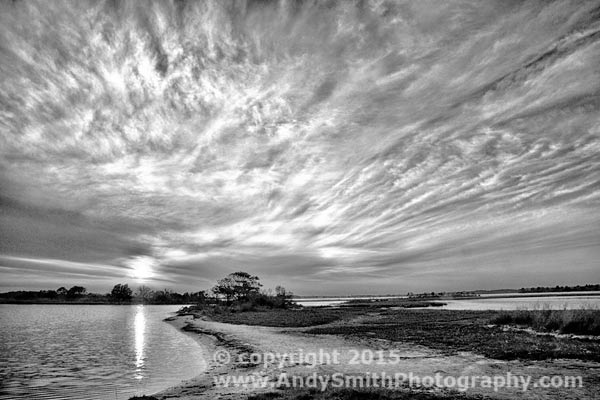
1, 0, 599, 294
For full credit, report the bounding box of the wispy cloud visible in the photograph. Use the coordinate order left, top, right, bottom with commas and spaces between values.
1, 1, 599, 294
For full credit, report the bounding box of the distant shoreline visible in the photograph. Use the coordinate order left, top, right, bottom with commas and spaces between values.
461, 291, 600, 300
0, 301, 192, 305
296, 291, 600, 302
2, 291, 600, 305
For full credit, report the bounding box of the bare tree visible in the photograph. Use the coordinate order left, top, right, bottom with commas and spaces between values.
135, 285, 153, 304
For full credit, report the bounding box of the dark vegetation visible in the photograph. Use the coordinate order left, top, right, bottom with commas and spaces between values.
128, 397, 159, 400
306, 308, 600, 362
247, 388, 492, 400
342, 298, 446, 308
182, 307, 354, 327
110, 283, 133, 303
178, 271, 297, 318
0, 284, 207, 305
178, 273, 449, 326
518, 283, 600, 293
209, 271, 296, 310
491, 308, 600, 336
406, 291, 479, 299
0, 272, 292, 306
180, 299, 446, 328
129, 387, 491, 400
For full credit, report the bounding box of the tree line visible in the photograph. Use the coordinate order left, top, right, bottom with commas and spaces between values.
0, 284, 207, 305
0, 272, 295, 308
518, 284, 600, 293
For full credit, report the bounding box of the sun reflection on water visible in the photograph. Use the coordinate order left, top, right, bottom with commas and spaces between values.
134, 305, 145, 380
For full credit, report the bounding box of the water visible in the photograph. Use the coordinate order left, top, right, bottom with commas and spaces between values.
0, 305, 206, 400
439, 295, 600, 311
295, 296, 406, 307
298, 293, 600, 309
295, 300, 348, 307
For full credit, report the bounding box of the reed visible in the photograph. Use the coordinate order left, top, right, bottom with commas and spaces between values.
492, 305, 600, 335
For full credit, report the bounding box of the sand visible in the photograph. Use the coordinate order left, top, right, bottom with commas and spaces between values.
154, 315, 600, 399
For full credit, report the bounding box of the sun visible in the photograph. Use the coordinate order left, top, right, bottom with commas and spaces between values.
127, 256, 155, 280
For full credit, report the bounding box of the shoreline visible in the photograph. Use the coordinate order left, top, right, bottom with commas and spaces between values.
155, 315, 279, 399
0, 301, 194, 305
2, 291, 600, 305
296, 292, 600, 306
148, 309, 600, 400
155, 315, 233, 398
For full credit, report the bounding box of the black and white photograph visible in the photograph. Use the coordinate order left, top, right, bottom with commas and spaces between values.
1, 1, 599, 399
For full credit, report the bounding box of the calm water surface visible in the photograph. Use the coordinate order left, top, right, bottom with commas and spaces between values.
0, 305, 206, 400
440, 295, 600, 310
298, 293, 600, 309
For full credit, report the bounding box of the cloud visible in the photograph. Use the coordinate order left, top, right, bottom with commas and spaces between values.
0, 0, 599, 293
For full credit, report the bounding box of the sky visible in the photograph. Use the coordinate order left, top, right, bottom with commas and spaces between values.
0, 0, 599, 295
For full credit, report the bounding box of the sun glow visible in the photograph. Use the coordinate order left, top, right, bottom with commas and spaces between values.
134, 305, 145, 380
127, 256, 155, 280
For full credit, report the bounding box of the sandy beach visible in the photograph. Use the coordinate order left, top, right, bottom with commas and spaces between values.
153, 312, 600, 400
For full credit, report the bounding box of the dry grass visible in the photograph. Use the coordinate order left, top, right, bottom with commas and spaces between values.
181, 307, 360, 327
491, 307, 600, 336
307, 309, 600, 362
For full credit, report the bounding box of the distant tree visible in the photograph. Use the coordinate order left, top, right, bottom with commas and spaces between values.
212, 272, 262, 303
110, 284, 133, 303
135, 285, 153, 304
274, 285, 294, 308
212, 279, 235, 303
275, 285, 287, 297
66, 286, 86, 299
57, 287, 68, 296
194, 290, 207, 304
153, 289, 173, 304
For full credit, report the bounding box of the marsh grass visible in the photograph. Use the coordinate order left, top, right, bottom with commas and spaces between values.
128, 396, 159, 400
307, 309, 600, 362
247, 388, 489, 400
342, 299, 447, 308
491, 305, 600, 336
181, 307, 358, 327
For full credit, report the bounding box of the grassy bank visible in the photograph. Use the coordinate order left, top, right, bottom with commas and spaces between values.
306, 308, 600, 362
182, 307, 352, 327
341, 298, 447, 308
491, 308, 600, 336
178, 299, 446, 327
180, 305, 600, 362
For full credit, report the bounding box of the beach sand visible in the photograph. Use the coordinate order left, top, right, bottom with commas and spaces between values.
153, 314, 600, 399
